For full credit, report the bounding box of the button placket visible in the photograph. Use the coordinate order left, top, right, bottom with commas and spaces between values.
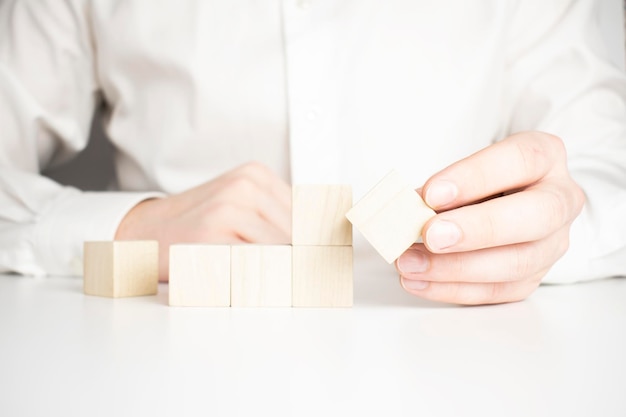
296, 0, 313, 11
281, 1, 341, 183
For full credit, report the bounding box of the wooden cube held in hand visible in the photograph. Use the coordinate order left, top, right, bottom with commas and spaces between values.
346, 170, 436, 263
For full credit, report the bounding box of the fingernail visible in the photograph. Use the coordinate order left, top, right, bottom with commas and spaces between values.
426, 220, 461, 250
397, 250, 429, 273
425, 180, 458, 208
401, 278, 429, 291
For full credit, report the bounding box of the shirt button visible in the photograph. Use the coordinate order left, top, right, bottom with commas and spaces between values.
297, 0, 312, 10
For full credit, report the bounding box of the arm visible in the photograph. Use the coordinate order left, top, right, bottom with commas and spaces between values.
0, 2, 292, 280
0, 0, 159, 276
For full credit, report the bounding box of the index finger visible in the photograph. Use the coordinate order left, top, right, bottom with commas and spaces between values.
422, 131, 567, 211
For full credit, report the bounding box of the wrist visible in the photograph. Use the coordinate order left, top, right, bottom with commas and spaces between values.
114, 198, 163, 240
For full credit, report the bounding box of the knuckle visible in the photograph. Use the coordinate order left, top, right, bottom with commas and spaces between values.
454, 253, 468, 279
204, 201, 235, 220
515, 135, 546, 172
554, 231, 570, 260
514, 131, 565, 176
530, 131, 566, 157
548, 189, 566, 226
570, 181, 586, 216
539, 186, 569, 230
510, 244, 533, 281
476, 211, 499, 247
228, 175, 259, 195
486, 283, 501, 303
537, 179, 584, 233
413, 253, 453, 283
239, 161, 270, 177
511, 285, 536, 303
457, 283, 500, 306
541, 131, 566, 157
448, 282, 464, 303
514, 136, 546, 175
429, 251, 467, 283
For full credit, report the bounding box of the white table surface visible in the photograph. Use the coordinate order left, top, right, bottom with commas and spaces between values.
1, 251, 625, 417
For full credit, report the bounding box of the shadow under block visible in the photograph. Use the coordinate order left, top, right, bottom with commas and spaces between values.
169, 244, 230, 307
231, 245, 292, 307
83, 241, 158, 298
292, 185, 353, 246
345, 170, 436, 263
292, 246, 353, 307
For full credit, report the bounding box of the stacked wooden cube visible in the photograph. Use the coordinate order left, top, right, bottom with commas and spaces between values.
168, 185, 353, 307
291, 185, 353, 307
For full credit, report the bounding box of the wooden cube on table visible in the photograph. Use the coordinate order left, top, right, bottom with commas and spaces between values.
169, 244, 231, 307
292, 246, 353, 307
83, 240, 158, 297
231, 245, 292, 307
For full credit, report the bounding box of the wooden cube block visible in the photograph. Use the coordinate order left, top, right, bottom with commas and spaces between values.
231, 245, 292, 307
345, 170, 436, 263
169, 244, 230, 307
292, 185, 352, 246
292, 246, 353, 307
83, 241, 158, 297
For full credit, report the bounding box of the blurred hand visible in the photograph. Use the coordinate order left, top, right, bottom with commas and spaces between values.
115, 162, 291, 281
396, 131, 585, 305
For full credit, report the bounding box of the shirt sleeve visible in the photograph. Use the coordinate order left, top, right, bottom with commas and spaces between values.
0, 0, 160, 277
503, 1, 626, 283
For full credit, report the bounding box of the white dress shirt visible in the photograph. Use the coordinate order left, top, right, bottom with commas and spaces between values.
1, 0, 626, 283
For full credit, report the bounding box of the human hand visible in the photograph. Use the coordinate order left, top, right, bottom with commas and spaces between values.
396, 131, 585, 305
115, 162, 291, 281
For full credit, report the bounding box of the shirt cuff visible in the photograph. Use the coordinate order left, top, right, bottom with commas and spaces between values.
544, 164, 626, 284
33, 189, 165, 276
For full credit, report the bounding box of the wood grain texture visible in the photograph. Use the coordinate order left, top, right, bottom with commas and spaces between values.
292, 185, 352, 246
292, 246, 353, 307
231, 245, 292, 307
345, 170, 435, 263
84, 242, 114, 297
83, 241, 158, 297
169, 244, 231, 307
